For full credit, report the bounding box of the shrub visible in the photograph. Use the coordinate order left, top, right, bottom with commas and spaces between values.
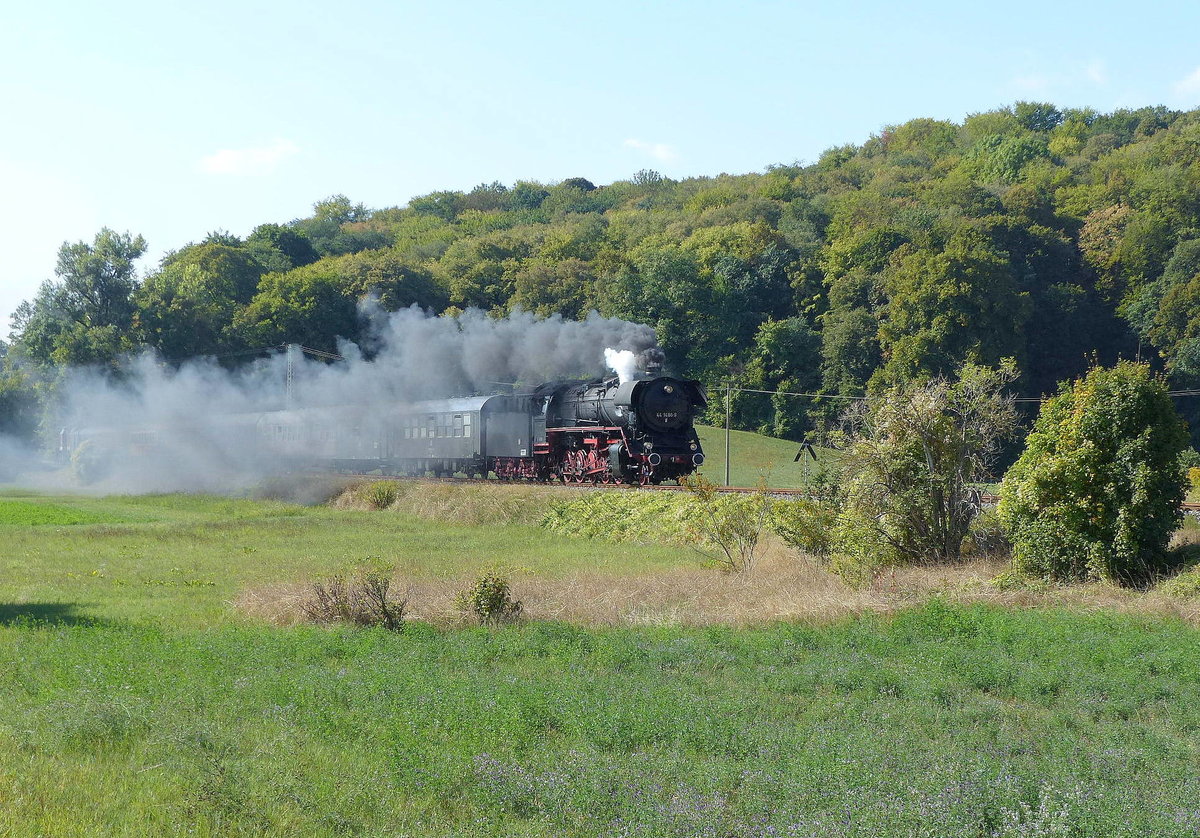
769, 498, 837, 558
541, 491, 697, 544
681, 476, 771, 574
455, 572, 523, 625
825, 361, 1019, 584
1158, 562, 1200, 598
302, 561, 406, 630
362, 481, 398, 510
71, 439, 110, 485
962, 508, 1010, 559
1189, 467, 1200, 494
999, 362, 1189, 585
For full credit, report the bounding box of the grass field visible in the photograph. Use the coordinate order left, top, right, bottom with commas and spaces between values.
6, 488, 1200, 836
694, 424, 827, 489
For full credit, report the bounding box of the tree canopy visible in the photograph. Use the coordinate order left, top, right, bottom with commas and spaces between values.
9, 104, 1200, 442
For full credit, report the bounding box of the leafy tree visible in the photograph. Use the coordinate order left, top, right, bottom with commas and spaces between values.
233, 269, 359, 354
326, 249, 448, 312
409, 190, 466, 222
293, 195, 387, 256
135, 244, 263, 360
875, 231, 1029, 385
312, 194, 369, 225
827, 361, 1020, 585
512, 258, 594, 318
247, 223, 320, 270
732, 318, 821, 438
560, 177, 596, 192
202, 229, 243, 247
633, 169, 665, 188
964, 134, 1050, 183
1014, 101, 1064, 133
11, 229, 146, 367
435, 230, 534, 310
820, 305, 880, 397
0, 363, 40, 440
462, 182, 510, 213
998, 362, 1189, 584
508, 181, 550, 211
597, 242, 725, 371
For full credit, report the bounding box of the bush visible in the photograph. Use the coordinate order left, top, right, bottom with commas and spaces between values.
681, 476, 770, 574
769, 498, 837, 558
71, 439, 110, 485
361, 481, 399, 510
302, 561, 406, 630
999, 362, 1189, 585
541, 491, 697, 544
1158, 562, 1200, 598
824, 362, 1019, 585
1189, 467, 1200, 494
455, 572, 523, 625
962, 508, 1010, 559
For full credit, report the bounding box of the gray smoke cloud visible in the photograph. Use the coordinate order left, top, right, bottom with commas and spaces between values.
3, 305, 662, 495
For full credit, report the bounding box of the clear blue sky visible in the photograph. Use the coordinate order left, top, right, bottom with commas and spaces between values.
3, 0, 1199, 332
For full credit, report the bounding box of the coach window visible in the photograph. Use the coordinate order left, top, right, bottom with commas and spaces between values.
427, 415, 436, 438
453, 414, 464, 438
463, 414, 473, 438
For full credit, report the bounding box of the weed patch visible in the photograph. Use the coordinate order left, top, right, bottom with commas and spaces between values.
0, 499, 132, 526
302, 561, 407, 630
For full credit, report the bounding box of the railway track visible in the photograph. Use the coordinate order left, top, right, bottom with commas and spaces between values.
323, 471, 816, 496
322, 473, 1200, 511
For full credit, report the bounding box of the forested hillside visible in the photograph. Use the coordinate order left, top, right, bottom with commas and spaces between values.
8, 101, 1200, 441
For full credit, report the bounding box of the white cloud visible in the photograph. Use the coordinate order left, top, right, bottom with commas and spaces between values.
623, 138, 677, 162
1084, 60, 1108, 85
1005, 57, 1112, 101
1009, 73, 1050, 95
1174, 66, 1200, 100
199, 138, 299, 176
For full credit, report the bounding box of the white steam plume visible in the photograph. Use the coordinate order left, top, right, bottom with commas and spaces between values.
604, 348, 640, 384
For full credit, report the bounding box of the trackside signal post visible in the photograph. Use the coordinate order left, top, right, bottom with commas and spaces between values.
794, 440, 817, 491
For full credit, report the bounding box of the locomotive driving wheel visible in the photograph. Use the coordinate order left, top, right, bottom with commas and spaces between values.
563, 450, 586, 483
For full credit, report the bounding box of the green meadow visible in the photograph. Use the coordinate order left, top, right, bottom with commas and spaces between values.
695, 424, 828, 489
4, 489, 1200, 836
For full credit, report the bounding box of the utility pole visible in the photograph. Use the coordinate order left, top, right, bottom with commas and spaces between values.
724, 379, 732, 487
285, 343, 297, 409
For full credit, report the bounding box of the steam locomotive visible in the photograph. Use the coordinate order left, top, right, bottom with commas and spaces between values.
259, 373, 708, 484
66, 373, 708, 486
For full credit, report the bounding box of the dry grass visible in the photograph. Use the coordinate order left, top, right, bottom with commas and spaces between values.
332, 479, 559, 526
235, 535, 1200, 629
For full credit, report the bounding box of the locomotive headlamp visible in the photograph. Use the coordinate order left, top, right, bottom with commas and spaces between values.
663, 385, 674, 393
690, 442, 697, 450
